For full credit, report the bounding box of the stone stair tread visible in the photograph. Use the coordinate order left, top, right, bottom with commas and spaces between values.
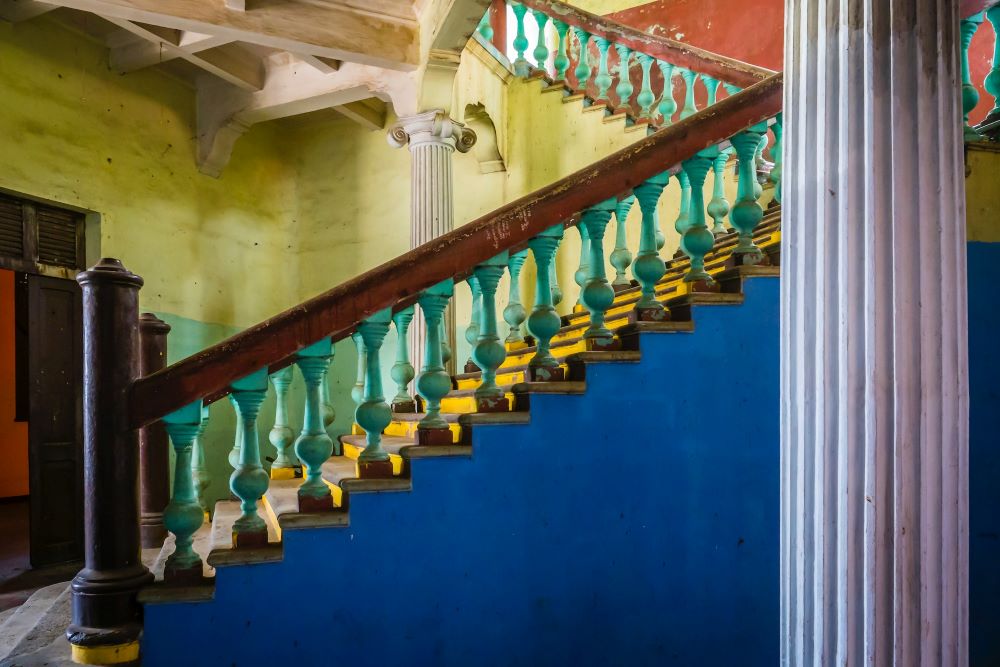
207, 500, 282, 567
0, 582, 71, 662
345, 434, 473, 460
511, 381, 587, 394
564, 350, 642, 364
149, 520, 215, 582
457, 411, 531, 426
263, 478, 350, 532
388, 411, 460, 423
322, 456, 411, 493
341, 434, 414, 456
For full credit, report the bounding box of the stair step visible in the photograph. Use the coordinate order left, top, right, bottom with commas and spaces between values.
207, 500, 282, 568
341, 434, 412, 473
263, 478, 349, 534
322, 456, 411, 494
0, 582, 70, 662
148, 520, 214, 582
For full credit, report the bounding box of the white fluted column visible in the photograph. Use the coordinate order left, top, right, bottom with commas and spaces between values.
388, 110, 476, 382
782, 1, 968, 665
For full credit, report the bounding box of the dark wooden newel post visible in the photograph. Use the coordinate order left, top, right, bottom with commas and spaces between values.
138, 313, 171, 549
67, 258, 154, 666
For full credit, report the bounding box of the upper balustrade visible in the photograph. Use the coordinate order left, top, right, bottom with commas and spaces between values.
962, 0, 1000, 140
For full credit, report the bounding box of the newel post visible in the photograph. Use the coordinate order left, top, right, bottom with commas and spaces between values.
138, 313, 170, 549
68, 258, 153, 666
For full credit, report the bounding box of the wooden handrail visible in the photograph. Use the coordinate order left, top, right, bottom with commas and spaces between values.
518, 0, 775, 89
128, 72, 783, 429
962, 0, 999, 16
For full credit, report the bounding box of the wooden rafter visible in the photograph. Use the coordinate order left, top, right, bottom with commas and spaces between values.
110, 29, 233, 72
0, 0, 56, 22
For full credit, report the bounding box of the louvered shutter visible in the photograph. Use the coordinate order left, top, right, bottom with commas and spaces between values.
0, 194, 23, 260
36, 205, 81, 269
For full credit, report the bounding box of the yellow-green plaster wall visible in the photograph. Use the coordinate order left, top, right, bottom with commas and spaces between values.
966, 144, 1000, 243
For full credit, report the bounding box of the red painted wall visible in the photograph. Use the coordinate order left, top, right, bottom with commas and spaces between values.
0, 269, 28, 498
608, 0, 996, 126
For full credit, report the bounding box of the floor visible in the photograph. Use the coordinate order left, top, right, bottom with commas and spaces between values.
0, 499, 77, 613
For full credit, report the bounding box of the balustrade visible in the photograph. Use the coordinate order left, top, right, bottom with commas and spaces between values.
960, 5, 1000, 139
268, 366, 297, 479
504, 249, 529, 346
390, 306, 417, 412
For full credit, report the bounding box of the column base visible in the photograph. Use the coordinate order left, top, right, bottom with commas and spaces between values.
628, 306, 669, 323
67, 565, 153, 666
416, 427, 454, 446
475, 395, 510, 413
527, 365, 565, 382
357, 459, 394, 479
297, 489, 333, 513
71, 641, 140, 666
391, 399, 417, 414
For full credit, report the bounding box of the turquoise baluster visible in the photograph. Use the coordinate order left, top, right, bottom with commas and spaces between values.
631, 173, 670, 322
416, 281, 455, 445
593, 37, 613, 103
552, 20, 570, 81
673, 170, 692, 244
723, 82, 741, 97
477, 9, 493, 41
614, 44, 634, 111
679, 69, 699, 119
440, 321, 452, 368
549, 261, 563, 306
610, 195, 636, 290
573, 28, 592, 91
730, 125, 768, 264
579, 198, 618, 349
707, 148, 733, 237
472, 252, 509, 411
163, 401, 205, 582
268, 366, 298, 480
320, 357, 335, 440
390, 306, 416, 412
294, 338, 334, 511
985, 7, 1000, 122
771, 114, 784, 203
636, 53, 656, 120
574, 222, 591, 307
464, 275, 482, 372
753, 133, 768, 199
656, 60, 676, 125
504, 249, 529, 345
701, 74, 720, 107
511, 2, 530, 77
229, 368, 269, 548
679, 147, 719, 284
527, 224, 565, 381
351, 332, 365, 409
961, 13, 985, 140
532, 10, 549, 71
191, 405, 210, 516
227, 393, 242, 470
355, 308, 394, 477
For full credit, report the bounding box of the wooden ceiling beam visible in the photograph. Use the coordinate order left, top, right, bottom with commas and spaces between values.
332, 98, 386, 131
110, 30, 233, 72
41, 0, 419, 70
0, 0, 57, 22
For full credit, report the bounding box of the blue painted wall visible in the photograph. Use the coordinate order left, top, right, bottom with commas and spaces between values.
968, 242, 1000, 667
142, 278, 780, 666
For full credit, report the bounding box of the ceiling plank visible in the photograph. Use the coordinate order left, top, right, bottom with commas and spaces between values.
332, 98, 386, 131
0, 0, 57, 22
293, 53, 340, 74
43, 0, 419, 70
110, 31, 233, 71
107, 17, 263, 90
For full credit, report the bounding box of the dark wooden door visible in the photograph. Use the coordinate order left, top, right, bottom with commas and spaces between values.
26, 274, 83, 567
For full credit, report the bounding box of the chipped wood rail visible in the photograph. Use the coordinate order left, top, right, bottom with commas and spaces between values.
962, 0, 1000, 16
128, 72, 783, 429
516, 0, 775, 89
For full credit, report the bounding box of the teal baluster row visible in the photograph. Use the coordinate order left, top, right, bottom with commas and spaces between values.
632, 172, 669, 322
549, 261, 563, 306
702, 74, 720, 106
527, 224, 565, 381
574, 222, 590, 307
351, 331, 365, 409
962, 13, 985, 140
355, 308, 394, 477
657, 60, 677, 125
268, 366, 297, 479
472, 253, 509, 411
986, 7, 1000, 124
191, 405, 210, 516
579, 199, 618, 349
504, 249, 528, 345
416, 280, 454, 445
771, 113, 783, 203
679, 69, 699, 119
532, 10, 549, 70
227, 393, 241, 470
614, 44, 634, 111
573, 28, 592, 91
229, 368, 269, 548
673, 170, 692, 243
553, 20, 570, 81
320, 358, 335, 442
163, 401, 205, 582
390, 306, 416, 412
610, 195, 636, 289
464, 275, 482, 372
636, 53, 656, 120
295, 338, 334, 511
707, 148, 733, 237
511, 2, 530, 77
594, 37, 613, 102
679, 147, 718, 284
730, 124, 768, 264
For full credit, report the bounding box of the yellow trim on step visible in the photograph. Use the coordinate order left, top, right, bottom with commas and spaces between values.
269, 467, 296, 481
342, 442, 403, 475
262, 494, 282, 541
502, 338, 587, 369
440, 391, 516, 414
71, 642, 140, 665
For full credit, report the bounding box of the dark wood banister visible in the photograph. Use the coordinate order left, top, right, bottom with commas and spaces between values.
128, 72, 784, 429
518, 0, 776, 89
962, 0, 999, 16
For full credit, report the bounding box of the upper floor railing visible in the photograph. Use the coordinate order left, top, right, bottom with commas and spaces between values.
962, 1, 1000, 139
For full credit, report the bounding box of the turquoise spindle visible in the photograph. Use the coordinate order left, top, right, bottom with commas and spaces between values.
679, 147, 719, 284
594, 37, 613, 103
673, 170, 692, 244
579, 198, 618, 349
477, 9, 493, 41
636, 53, 655, 120
752, 133, 768, 199
985, 7, 1000, 123
552, 20, 570, 81
229, 368, 269, 549
355, 308, 394, 478
504, 249, 529, 345
472, 252, 509, 411
614, 44, 634, 112
656, 60, 676, 125
294, 338, 334, 511
227, 393, 242, 470
163, 401, 205, 582
573, 28, 592, 91
464, 275, 482, 372
574, 222, 591, 307
701, 74, 720, 107
390, 306, 416, 413
631, 173, 669, 322
319, 357, 335, 440
549, 261, 563, 306
707, 148, 733, 237
771, 113, 783, 203
416, 281, 455, 445
511, 2, 530, 77
961, 13, 985, 140
532, 10, 549, 71
679, 68, 699, 119
351, 332, 365, 409
527, 224, 565, 381
610, 195, 636, 290
730, 125, 767, 264
191, 405, 210, 516
268, 366, 297, 480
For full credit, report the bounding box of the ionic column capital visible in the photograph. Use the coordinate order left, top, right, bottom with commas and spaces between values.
387, 109, 477, 152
